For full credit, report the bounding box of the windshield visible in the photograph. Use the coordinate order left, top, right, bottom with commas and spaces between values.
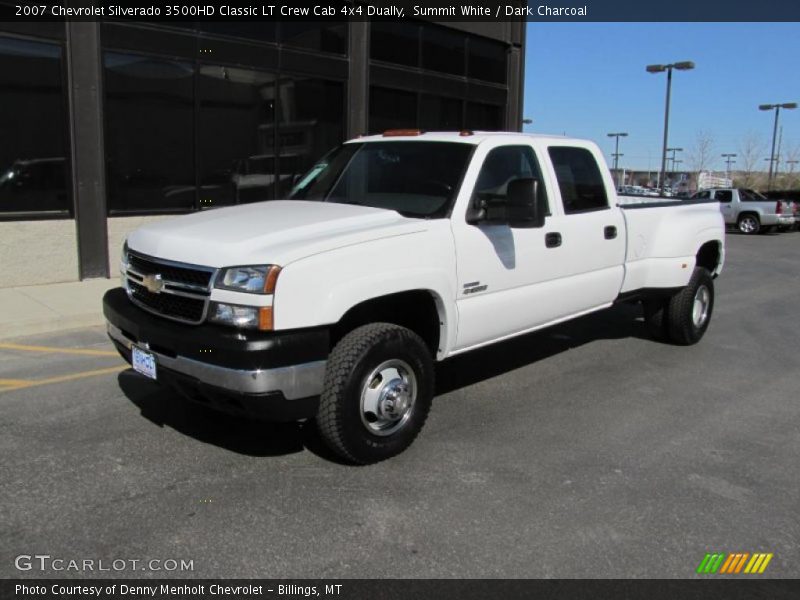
288, 141, 474, 218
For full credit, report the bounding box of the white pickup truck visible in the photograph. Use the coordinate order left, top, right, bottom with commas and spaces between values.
104, 131, 725, 464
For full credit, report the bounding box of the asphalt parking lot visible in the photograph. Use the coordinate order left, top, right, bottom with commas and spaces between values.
1, 232, 798, 579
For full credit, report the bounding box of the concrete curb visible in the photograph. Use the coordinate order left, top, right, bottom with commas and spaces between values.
0, 278, 118, 341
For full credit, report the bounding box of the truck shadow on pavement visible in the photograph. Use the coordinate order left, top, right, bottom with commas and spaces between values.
118, 302, 649, 463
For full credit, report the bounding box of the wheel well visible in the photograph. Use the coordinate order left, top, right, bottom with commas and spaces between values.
696, 241, 721, 274
738, 211, 759, 222
332, 290, 442, 355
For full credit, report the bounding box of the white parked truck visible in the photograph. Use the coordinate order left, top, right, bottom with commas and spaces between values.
104, 131, 725, 463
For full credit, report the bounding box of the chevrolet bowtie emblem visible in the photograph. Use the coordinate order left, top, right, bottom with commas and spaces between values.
142, 273, 164, 294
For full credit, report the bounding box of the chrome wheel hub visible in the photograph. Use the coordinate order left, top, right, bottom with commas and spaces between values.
692, 285, 710, 328
740, 217, 756, 233
360, 359, 417, 436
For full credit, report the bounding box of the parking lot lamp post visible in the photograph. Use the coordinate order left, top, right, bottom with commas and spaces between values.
759, 103, 797, 190
722, 153, 737, 182
607, 132, 628, 188
667, 147, 683, 174
647, 61, 695, 193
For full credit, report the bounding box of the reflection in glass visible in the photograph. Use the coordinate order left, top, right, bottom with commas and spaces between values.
466, 102, 504, 131
289, 141, 473, 219
420, 95, 464, 131
421, 24, 465, 76
104, 52, 195, 213
274, 77, 344, 198
468, 37, 507, 84
369, 87, 418, 134
279, 21, 346, 55
198, 64, 277, 206
0, 36, 70, 215
370, 21, 420, 67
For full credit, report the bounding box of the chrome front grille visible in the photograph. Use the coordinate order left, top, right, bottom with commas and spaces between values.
124, 250, 216, 325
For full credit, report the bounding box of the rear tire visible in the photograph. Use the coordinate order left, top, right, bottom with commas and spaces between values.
665, 267, 714, 346
316, 323, 434, 465
738, 214, 760, 234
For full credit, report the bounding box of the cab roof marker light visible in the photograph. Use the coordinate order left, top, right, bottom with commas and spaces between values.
383, 129, 424, 137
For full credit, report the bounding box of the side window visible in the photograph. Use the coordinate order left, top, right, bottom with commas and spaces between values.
473, 145, 546, 209
715, 190, 731, 202
548, 146, 609, 213
694, 190, 711, 200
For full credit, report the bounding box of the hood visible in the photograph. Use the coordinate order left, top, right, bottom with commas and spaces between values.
126, 200, 428, 267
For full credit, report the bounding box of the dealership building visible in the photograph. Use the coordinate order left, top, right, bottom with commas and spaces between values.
0, 16, 525, 287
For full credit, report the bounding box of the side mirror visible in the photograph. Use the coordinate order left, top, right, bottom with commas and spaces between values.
507, 178, 547, 228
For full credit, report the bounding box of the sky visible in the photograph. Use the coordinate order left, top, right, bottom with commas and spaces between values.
523, 22, 800, 172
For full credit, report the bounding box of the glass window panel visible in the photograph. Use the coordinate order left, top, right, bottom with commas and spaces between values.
548, 146, 609, 213
0, 36, 71, 216
370, 21, 419, 67
420, 95, 463, 131
198, 64, 277, 206
274, 77, 345, 198
474, 145, 547, 212
104, 52, 195, 214
468, 37, 507, 84
279, 21, 346, 55
200, 21, 277, 43
421, 25, 465, 76
369, 86, 418, 134
465, 102, 503, 131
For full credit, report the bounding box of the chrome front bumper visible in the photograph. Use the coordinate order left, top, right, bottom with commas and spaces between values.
107, 322, 326, 400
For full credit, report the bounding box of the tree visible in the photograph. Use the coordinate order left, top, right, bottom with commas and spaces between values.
778, 143, 800, 189
687, 130, 716, 178
736, 131, 766, 189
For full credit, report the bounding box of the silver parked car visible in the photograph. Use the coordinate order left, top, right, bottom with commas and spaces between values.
691, 188, 795, 234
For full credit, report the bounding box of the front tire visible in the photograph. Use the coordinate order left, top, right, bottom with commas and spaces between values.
316, 323, 434, 465
665, 267, 715, 345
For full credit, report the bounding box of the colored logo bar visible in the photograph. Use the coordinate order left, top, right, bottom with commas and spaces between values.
696, 552, 773, 574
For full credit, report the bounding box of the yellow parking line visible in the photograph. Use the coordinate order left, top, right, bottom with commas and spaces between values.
0, 342, 118, 357
0, 378, 31, 386
0, 365, 126, 393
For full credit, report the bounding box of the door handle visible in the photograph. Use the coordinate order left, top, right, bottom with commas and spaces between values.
545, 232, 562, 248
604, 225, 618, 240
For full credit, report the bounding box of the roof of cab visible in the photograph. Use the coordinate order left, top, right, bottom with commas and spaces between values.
347, 131, 572, 145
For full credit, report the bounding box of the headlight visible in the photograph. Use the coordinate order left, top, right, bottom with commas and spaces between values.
120, 241, 129, 289
208, 302, 272, 330
214, 265, 281, 294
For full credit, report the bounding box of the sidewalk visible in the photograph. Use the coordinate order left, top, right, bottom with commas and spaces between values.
0, 278, 118, 340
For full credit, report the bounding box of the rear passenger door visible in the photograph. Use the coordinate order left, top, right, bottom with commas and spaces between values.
544, 145, 626, 307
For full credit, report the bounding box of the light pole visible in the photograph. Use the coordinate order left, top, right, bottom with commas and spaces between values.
667, 147, 683, 174
607, 132, 628, 188
759, 103, 797, 190
647, 61, 695, 194
721, 153, 737, 183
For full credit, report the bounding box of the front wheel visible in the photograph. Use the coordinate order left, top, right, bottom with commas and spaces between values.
316, 323, 434, 464
665, 267, 715, 345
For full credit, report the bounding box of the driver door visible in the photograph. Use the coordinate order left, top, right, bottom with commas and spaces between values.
450, 144, 571, 352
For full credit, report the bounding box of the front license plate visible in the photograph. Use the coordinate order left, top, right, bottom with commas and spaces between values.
132, 346, 157, 380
